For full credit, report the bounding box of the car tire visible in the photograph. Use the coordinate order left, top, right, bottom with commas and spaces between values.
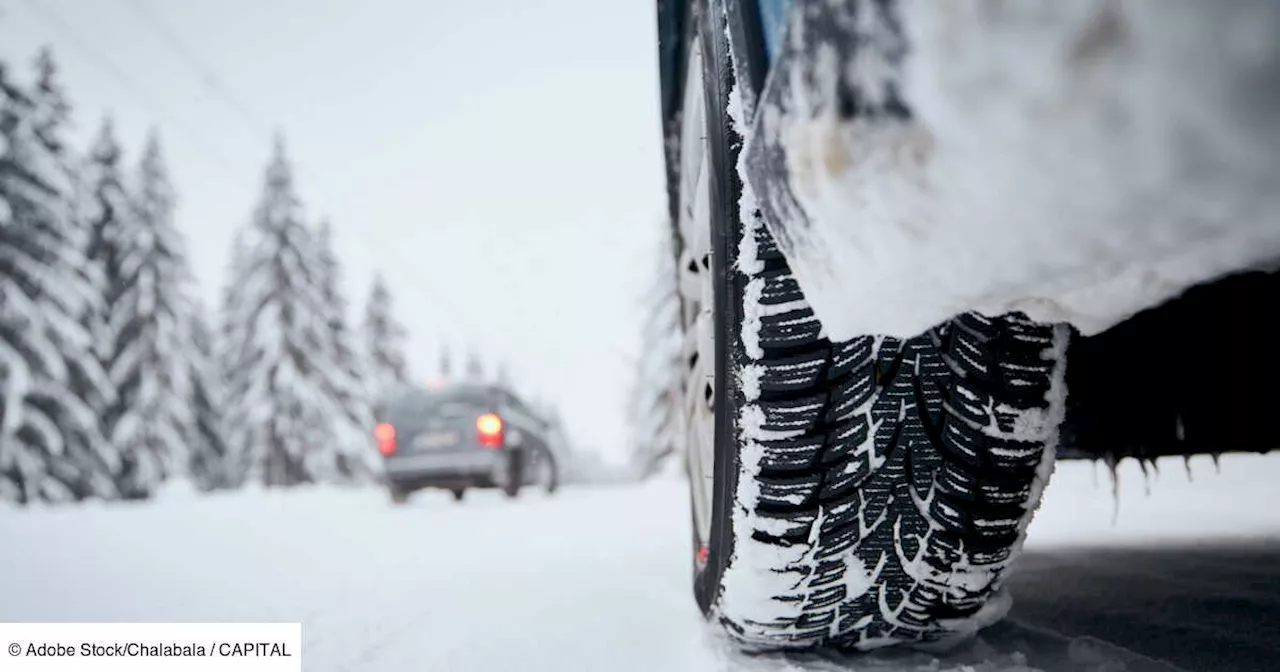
676, 0, 1070, 651
388, 485, 409, 506
504, 453, 523, 499
539, 449, 559, 495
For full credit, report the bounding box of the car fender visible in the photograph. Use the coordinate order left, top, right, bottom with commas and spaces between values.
740, 0, 1280, 339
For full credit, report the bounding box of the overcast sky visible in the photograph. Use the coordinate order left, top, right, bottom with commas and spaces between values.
0, 0, 669, 465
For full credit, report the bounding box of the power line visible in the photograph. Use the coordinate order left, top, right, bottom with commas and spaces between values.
327, 221, 501, 358
12, 0, 241, 172
19, 0, 508, 365
105, 0, 491, 351
115, 0, 270, 140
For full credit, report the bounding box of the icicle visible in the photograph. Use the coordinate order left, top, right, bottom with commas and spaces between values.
1104, 452, 1120, 526
1212, 452, 1222, 474
1184, 455, 1194, 483
1137, 457, 1151, 497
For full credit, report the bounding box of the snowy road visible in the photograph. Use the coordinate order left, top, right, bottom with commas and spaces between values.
2, 454, 1278, 672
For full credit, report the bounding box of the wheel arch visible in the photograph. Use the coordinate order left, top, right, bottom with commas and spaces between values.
658, 0, 770, 233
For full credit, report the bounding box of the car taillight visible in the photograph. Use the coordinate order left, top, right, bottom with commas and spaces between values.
375, 423, 397, 455
476, 413, 503, 448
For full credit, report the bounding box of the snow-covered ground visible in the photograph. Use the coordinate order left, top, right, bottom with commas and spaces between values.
2, 453, 1278, 671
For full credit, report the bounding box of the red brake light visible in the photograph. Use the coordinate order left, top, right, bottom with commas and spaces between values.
375, 423, 397, 455
476, 413, 503, 448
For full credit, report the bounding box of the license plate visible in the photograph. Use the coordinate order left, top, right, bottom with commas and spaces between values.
414, 432, 459, 450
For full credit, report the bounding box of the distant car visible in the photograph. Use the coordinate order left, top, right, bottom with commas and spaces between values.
374, 383, 560, 503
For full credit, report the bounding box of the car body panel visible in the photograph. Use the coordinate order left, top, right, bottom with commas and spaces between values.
754, 0, 790, 62
665, 0, 1280, 340
383, 450, 503, 480
378, 383, 558, 491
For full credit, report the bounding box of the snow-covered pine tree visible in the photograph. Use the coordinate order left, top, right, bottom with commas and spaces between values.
0, 56, 116, 504
314, 218, 374, 481
215, 230, 249, 488
81, 119, 157, 499
465, 349, 484, 381
45, 62, 118, 501
30, 48, 104, 342
218, 229, 249, 368
362, 273, 407, 418
92, 130, 195, 499
625, 232, 683, 479
32, 47, 103, 286
32, 51, 123, 499
316, 220, 357, 370
29, 48, 69, 154
438, 343, 452, 379
187, 300, 228, 491
82, 119, 131, 365
222, 137, 376, 488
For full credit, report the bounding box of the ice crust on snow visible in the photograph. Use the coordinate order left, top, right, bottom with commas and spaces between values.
768, 0, 1280, 340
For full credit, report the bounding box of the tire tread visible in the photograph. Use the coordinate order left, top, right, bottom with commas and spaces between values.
721, 226, 1066, 650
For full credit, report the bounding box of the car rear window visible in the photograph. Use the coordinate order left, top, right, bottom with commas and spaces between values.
384, 386, 493, 428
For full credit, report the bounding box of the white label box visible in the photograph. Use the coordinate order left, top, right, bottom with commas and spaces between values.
0, 623, 301, 672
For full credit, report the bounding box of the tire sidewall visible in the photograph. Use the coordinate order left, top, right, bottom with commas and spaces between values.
535, 447, 559, 495
690, 0, 746, 616
504, 451, 523, 498
543, 451, 559, 494
389, 485, 409, 505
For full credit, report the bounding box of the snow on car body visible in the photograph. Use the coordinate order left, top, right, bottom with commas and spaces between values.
744, 0, 1280, 341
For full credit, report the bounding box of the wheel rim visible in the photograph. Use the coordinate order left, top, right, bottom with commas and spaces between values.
676, 32, 717, 559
